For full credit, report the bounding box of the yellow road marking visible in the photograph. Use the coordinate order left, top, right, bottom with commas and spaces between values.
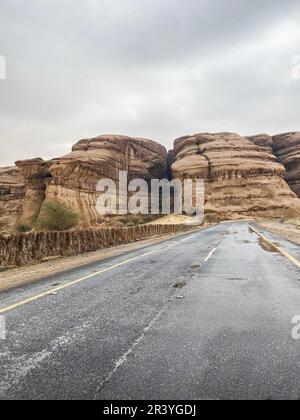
249, 225, 300, 268
0, 248, 158, 315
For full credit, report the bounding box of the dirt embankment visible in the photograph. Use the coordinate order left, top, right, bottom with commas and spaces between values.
0, 224, 200, 268
0, 226, 207, 293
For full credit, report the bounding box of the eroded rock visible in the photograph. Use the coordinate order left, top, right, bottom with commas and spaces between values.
0, 166, 25, 232
273, 132, 300, 198
14, 135, 168, 228
172, 132, 300, 221
246, 134, 274, 153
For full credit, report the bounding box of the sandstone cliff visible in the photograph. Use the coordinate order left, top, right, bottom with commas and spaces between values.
273, 132, 300, 198
14, 135, 168, 229
1, 131, 300, 232
171, 132, 300, 221
0, 166, 25, 232
246, 134, 273, 153
15, 158, 50, 228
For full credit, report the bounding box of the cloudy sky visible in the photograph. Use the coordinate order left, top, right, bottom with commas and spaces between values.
0, 0, 300, 165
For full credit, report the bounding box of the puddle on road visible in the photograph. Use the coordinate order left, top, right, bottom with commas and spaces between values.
226, 231, 238, 235
173, 281, 187, 289
258, 237, 279, 254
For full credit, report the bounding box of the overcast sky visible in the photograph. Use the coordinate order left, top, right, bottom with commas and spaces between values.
0, 0, 300, 165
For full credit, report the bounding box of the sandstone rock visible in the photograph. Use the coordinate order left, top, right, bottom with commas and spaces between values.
172, 132, 300, 221
246, 134, 273, 153
0, 166, 25, 232
2, 131, 300, 232
15, 158, 50, 228
273, 132, 300, 198
15, 135, 168, 228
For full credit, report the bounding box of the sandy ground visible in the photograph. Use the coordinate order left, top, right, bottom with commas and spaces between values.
257, 221, 300, 246
148, 214, 203, 225
0, 227, 207, 293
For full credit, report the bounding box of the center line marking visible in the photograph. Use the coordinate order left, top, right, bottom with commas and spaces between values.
0, 248, 158, 315
0, 226, 226, 315
93, 307, 164, 398
204, 248, 217, 262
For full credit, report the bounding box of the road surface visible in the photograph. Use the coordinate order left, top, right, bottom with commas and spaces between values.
0, 222, 300, 400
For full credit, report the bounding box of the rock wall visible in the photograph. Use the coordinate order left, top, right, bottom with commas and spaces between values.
0, 166, 25, 232
0, 224, 197, 267
246, 134, 273, 153
172, 132, 300, 221
1, 131, 300, 233
15, 158, 50, 228
273, 132, 300, 198
15, 135, 169, 228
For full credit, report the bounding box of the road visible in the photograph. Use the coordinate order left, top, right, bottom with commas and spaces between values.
0, 221, 300, 400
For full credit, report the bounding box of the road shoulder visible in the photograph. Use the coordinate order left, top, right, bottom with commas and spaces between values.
251, 222, 300, 268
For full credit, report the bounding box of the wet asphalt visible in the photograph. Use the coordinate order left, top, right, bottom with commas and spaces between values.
0, 221, 300, 400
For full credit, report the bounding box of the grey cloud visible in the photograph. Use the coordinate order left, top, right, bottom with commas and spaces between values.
0, 0, 300, 165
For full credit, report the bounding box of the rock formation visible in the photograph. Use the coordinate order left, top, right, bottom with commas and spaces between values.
246, 134, 273, 153
273, 132, 300, 198
172, 132, 300, 221
0, 166, 25, 232
14, 135, 168, 229
1, 131, 300, 232
15, 159, 50, 228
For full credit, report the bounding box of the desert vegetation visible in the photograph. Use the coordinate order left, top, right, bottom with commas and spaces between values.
36, 201, 79, 232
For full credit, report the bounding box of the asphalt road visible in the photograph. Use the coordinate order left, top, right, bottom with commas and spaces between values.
0, 222, 300, 400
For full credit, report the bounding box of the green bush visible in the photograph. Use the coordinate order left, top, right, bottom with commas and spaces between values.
16, 224, 32, 233
37, 201, 79, 231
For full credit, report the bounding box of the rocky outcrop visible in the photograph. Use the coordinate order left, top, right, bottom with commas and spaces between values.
246, 134, 273, 153
0, 166, 25, 232
172, 132, 300, 221
273, 132, 300, 198
15, 158, 50, 228
1, 131, 300, 233
15, 135, 168, 228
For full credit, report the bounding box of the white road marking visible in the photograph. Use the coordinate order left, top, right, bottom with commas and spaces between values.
0, 248, 158, 315
93, 232, 224, 396
249, 225, 300, 268
204, 247, 217, 262
93, 307, 164, 398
